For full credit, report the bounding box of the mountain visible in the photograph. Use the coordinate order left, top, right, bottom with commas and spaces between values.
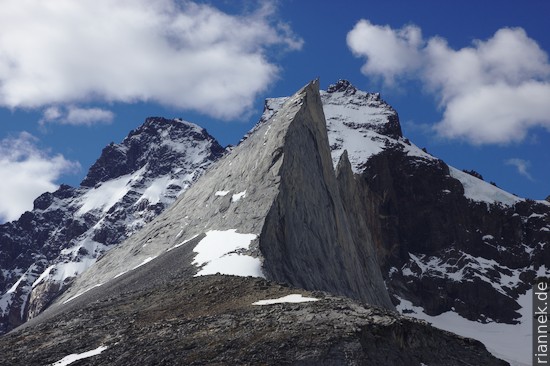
0, 79, 546, 365
0, 117, 225, 334
265, 80, 549, 364
0, 81, 505, 366
50, 80, 393, 310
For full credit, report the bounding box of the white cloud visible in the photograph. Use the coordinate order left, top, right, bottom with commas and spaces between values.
505, 158, 534, 181
40, 106, 114, 126
0, 133, 80, 223
0, 0, 302, 120
347, 22, 550, 144
346, 20, 423, 85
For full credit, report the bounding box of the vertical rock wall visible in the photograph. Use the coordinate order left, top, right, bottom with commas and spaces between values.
259, 81, 393, 309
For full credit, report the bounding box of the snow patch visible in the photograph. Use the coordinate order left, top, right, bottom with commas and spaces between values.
51, 345, 108, 366
75, 173, 135, 215
132, 256, 157, 270
113, 271, 128, 279
192, 230, 262, 278
252, 294, 319, 305
114, 256, 158, 279
196, 254, 263, 277
215, 190, 230, 197
396, 290, 533, 366
328, 128, 386, 171
449, 167, 522, 206
0, 262, 47, 318
31, 265, 55, 289
137, 176, 171, 205
403, 251, 522, 295
231, 190, 246, 202
6, 274, 26, 294
32, 240, 108, 290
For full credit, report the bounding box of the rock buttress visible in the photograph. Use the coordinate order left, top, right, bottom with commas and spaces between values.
259, 81, 393, 309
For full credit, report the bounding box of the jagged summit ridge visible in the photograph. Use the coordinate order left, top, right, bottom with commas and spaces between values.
256, 80, 405, 171
323, 79, 402, 138
81, 117, 224, 187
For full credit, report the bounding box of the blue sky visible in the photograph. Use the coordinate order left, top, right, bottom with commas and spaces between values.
0, 0, 549, 222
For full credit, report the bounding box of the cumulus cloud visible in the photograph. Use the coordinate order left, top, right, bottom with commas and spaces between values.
0, 133, 80, 222
505, 158, 534, 181
346, 20, 423, 84
0, 0, 303, 119
347, 22, 550, 144
40, 106, 114, 126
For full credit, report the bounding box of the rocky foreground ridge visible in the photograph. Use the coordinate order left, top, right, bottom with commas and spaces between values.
0, 275, 506, 366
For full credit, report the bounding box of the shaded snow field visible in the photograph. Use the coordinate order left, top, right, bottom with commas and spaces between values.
397, 266, 549, 366
402, 252, 524, 296
50, 345, 108, 366
252, 294, 320, 305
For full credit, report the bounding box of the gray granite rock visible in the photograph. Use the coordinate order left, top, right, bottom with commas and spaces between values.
49, 80, 392, 312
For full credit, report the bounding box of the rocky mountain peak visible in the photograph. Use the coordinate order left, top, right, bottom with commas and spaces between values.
0, 116, 226, 335
323, 88, 401, 139
81, 117, 224, 187
326, 79, 357, 94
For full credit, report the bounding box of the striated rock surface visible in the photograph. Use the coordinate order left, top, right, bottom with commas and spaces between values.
0, 117, 224, 334
51, 80, 393, 310
259, 84, 390, 306
0, 275, 507, 366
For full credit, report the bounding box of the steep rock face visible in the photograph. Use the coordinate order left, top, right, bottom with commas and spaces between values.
261, 81, 548, 322
0, 117, 224, 334
50, 80, 393, 311
259, 85, 391, 307
263, 80, 548, 363
361, 149, 549, 322
0, 276, 506, 366
358, 151, 548, 364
